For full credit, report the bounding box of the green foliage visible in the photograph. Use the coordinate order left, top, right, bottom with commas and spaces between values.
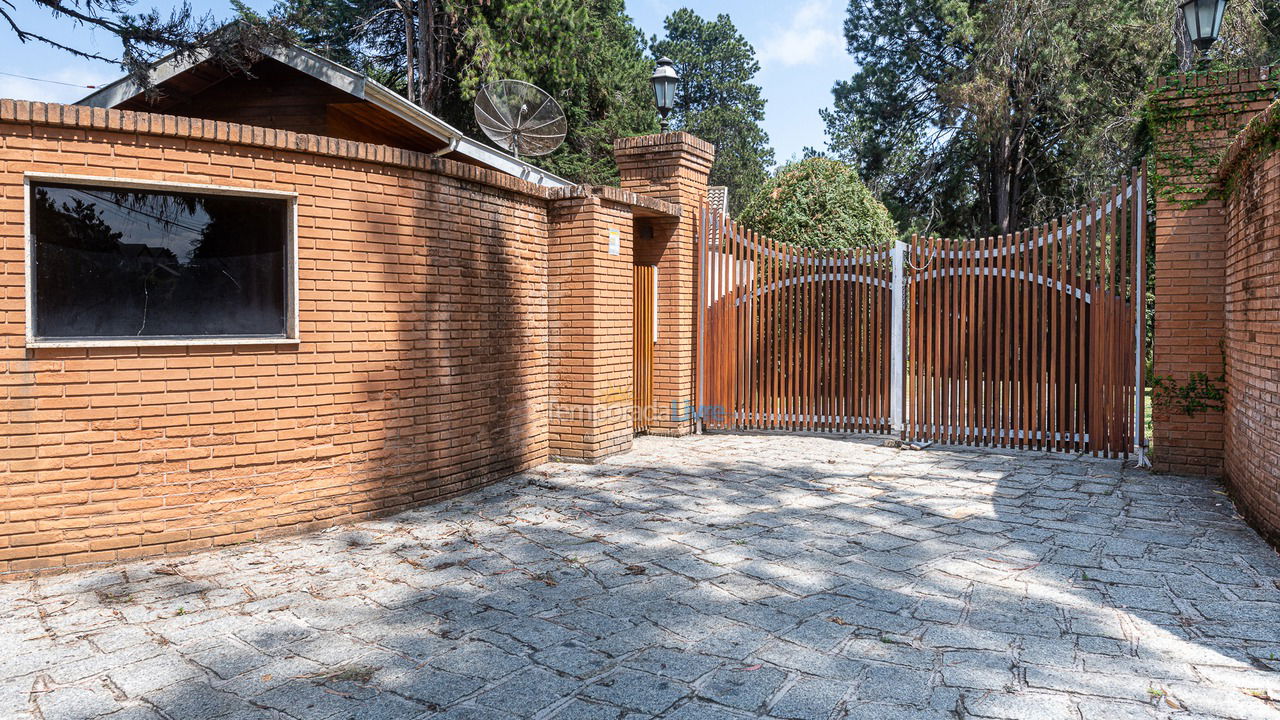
1151, 341, 1227, 416
1151, 372, 1226, 415
453, 0, 657, 183
822, 0, 1280, 238
737, 157, 898, 250
651, 9, 773, 213
271, 0, 657, 184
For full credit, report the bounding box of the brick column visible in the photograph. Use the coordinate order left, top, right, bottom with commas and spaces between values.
546, 189, 635, 461
1148, 68, 1274, 476
614, 133, 715, 436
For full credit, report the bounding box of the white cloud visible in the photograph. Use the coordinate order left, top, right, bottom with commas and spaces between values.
757, 0, 847, 68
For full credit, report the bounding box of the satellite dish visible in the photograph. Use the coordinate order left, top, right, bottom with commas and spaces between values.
473, 80, 567, 159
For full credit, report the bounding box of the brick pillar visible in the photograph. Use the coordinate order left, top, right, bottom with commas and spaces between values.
546, 189, 635, 461
1149, 68, 1275, 476
614, 133, 715, 436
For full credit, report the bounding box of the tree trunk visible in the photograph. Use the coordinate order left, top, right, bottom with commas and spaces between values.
991, 137, 1012, 234
416, 0, 432, 110
397, 1, 415, 104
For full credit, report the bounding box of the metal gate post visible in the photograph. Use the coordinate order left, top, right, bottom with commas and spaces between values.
890, 240, 906, 436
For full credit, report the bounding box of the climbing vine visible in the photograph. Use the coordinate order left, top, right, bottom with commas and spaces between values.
1140, 71, 1280, 209
1150, 342, 1227, 416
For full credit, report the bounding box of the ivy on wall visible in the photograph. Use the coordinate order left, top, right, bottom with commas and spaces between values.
1140, 73, 1280, 210
1150, 341, 1227, 416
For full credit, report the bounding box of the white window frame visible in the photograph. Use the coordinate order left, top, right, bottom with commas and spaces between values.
24, 173, 300, 348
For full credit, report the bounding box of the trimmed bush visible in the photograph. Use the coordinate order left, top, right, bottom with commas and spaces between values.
737, 157, 898, 250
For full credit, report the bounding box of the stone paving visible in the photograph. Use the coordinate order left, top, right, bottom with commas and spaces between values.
6, 433, 1280, 720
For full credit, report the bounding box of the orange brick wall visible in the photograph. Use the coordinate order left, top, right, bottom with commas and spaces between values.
0, 101, 688, 575
547, 191, 636, 460
1219, 100, 1280, 544
615, 133, 714, 436
1149, 68, 1275, 476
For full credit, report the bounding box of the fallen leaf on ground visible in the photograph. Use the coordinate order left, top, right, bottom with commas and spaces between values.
624, 565, 647, 575
828, 616, 851, 626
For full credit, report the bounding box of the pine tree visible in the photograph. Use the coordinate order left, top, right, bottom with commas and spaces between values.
271, 0, 658, 184
651, 9, 774, 213
823, 0, 1280, 237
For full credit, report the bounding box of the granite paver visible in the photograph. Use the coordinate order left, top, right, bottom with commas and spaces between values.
5, 433, 1280, 719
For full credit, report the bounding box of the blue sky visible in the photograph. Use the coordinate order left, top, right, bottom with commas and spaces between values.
0, 0, 855, 166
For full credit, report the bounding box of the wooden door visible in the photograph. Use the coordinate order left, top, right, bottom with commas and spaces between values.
634, 264, 656, 433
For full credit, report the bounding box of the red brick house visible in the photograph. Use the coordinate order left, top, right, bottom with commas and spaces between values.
0, 40, 714, 574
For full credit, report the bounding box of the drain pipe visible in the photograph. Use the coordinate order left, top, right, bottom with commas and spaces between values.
430, 137, 461, 156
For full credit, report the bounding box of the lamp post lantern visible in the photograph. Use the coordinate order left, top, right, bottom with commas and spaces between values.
1180, 0, 1228, 55
650, 57, 680, 132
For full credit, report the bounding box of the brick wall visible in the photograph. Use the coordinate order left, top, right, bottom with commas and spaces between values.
615, 133, 715, 436
0, 101, 686, 574
1149, 68, 1275, 475
1218, 100, 1280, 545
547, 189, 636, 460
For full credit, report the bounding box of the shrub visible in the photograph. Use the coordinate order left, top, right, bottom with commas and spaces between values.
736, 157, 898, 250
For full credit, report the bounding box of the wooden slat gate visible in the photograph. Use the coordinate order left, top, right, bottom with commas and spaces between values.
697, 166, 1147, 459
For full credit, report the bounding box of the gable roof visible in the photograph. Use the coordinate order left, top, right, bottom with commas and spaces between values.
77, 42, 572, 188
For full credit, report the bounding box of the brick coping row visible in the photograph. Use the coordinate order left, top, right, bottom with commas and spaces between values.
0, 99, 682, 218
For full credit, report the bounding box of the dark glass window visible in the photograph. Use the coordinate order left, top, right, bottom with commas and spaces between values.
30, 182, 290, 341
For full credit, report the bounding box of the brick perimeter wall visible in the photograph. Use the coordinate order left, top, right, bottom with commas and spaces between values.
1219, 102, 1280, 544
1149, 69, 1275, 475
0, 101, 684, 575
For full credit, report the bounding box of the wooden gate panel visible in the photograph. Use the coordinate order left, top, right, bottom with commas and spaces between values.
696, 166, 1144, 457
904, 168, 1144, 457
698, 213, 891, 432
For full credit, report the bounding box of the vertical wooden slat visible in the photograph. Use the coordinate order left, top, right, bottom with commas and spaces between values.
911, 235, 921, 438
747, 225, 752, 425
786, 239, 794, 429
1002, 231, 1013, 448
934, 238, 945, 443
882, 247, 891, 430
967, 235, 978, 445
965, 235, 977, 445
1048, 217, 1060, 451
1099, 183, 1113, 455
834, 249, 844, 427
1089, 194, 1103, 454
978, 234, 989, 446
807, 244, 818, 431
1111, 182, 1122, 455
951, 236, 961, 444
737, 221, 747, 427
1063, 208, 1075, 451
1021, 227, 1032, 450
1037, 222, 1049, 449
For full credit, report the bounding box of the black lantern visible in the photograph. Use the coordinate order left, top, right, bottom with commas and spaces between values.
650, 57, 680, 131
1180, 0, 1227, 54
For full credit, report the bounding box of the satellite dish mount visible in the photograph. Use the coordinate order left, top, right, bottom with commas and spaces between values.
473, 80, 568, 160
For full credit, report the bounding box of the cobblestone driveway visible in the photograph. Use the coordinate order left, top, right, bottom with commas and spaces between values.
6, 433, 1280, 720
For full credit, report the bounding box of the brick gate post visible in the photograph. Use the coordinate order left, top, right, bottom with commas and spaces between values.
613, 133, 715, 437
546, 189, 637, 462
1148, 69, 1274, 476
